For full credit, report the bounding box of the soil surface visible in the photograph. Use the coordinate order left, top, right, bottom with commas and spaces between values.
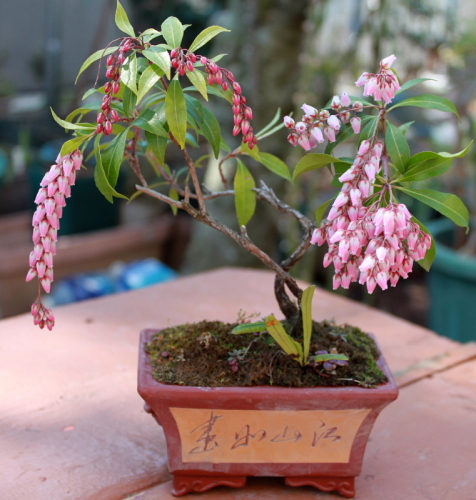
146, 319, 387, 388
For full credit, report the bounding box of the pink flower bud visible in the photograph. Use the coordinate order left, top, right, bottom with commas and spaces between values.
327, 115, 341, 131
319, 109, 330, 120
104, 81, 112, 93
310, 127, 324, 143
355, 72, 371, 87
39, 220, 49, 237
46, 213, 60, 230
42, 236, 52, 253
29, 251, 37, 267
358, 140, 370, 155
26, 268, 37, 282
104, 120, 113, 135
43, 252, 53, 268
208, 62, 218, 73
366, 277, 377, 294
380, 54, 396, 69
232, 125, 241, 136
341, 92, 351, 107
376, 271, 389, 290
331, 96, 341, 110
111, 110, 120, 122
40, 277, 51, 293
301, 104, 318, 117
323, 126, 336, 142
34, 244, 44, 261
297, 135, 311, 151
44, 198, 56, 216
359, 255, 376, 272
35, 188, 48, 205
284, 116, 295, 128
107, 54, 116, 66
333, 274, 342, 290
311, 228, 326, 246
241, 120, 250, 135
113, 81, 121, 94
36, 261, 46, 278
232, 82, 242, 94
350, 117, 361, 134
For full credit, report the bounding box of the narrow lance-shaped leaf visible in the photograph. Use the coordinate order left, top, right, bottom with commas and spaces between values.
122, 86, 137, 118
395, 78, 435, 96
301, 285, 316, 363
115, 0, 135, 37
199, 107, 221, 159
385, 120, 410, 172
165, 80, 187, 148
169, 187, 179, 215
94, 138, 128, 202
399, 121, 414, 136
257, 152, 291, 181
189, 26, 230, 52
312, 354, 349, 362
75, 47, 118, 84
136, 65, 163, 104
120, 54, 138, 94
133, 108, 169, 138
315, 197, 335, 226
161, 17, 184, 48
186, 69, 208, 101
101, 127, 130, 188
396, 141, 473, 182
142, 47, 171, 79
388, 94, 459, 118
265, 315, 303, 365
359, 115, 378, 143
234, 159, 256, 226
231, 322, 267, 334
60, 134, 92, 157
50, 108, 96, 131
292, 153, 346, 182
396, 187, 469, 229
145, 130, 168, 165
256, 108, 282, 137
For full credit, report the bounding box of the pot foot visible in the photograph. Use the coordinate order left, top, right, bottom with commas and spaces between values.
171, 474, 247, 496
285, 476, 355, 498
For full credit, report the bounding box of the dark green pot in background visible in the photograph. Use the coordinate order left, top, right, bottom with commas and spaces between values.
427, 218, 476, 343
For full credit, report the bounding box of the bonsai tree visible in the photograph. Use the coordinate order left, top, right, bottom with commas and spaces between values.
27, 2, 470, 376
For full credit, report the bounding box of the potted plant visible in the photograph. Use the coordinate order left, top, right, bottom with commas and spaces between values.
25, 2, 471, 497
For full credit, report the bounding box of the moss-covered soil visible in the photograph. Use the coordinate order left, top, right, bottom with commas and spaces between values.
145, 317, 387, 388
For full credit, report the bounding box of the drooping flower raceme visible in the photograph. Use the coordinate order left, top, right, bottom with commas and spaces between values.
26, 150, 83, 329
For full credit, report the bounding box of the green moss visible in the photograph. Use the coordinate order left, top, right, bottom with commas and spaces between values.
146, 318, 387, 388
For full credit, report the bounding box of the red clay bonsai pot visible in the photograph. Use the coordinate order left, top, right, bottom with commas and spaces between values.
137, 329, 398, 498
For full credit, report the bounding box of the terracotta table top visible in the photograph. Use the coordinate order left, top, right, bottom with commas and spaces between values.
1, 268, 476, 499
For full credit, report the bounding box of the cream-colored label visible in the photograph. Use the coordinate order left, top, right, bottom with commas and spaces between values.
170, 407, 371, 464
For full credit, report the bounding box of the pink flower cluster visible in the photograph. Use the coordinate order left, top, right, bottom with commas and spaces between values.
171, 50, 257, 148
311, 139, 431, 292
284, 93, 363, 151
97, 39, 140, 135
356, 54, 401, 104
26, 150, 83, 328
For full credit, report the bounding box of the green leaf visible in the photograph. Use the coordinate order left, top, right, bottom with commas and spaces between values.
397, 142, 473, 182
165, 80, 187, 148
60, 134, 92, 156
101, 127, 129, 188
312, 353, 349, 362
115, 1, 135, 37
301, 285, 315, 363
412, 217, 436, 271
265, 315, 303, 365
347, 95, 374, 106
186, 69, 208, 101
396, 187, 469, 228
75, 46, 118, 84
50, 108, 96, 131
398, 121, 414, 136
145, 130, 168, 164
256, 108, 281, 137
385, 121, 410, 172
133, 108, 169, 137
184, 94, 204, 124
240, 142, 260, 161
122, 86, 137, 118
396, 78, 435, 96
359, 115, 378, 143
206, 85, 233, 104
161, 17, 184, 48
94, 140, 128, 202
257, 152, 291, 181
142, 47, 171, 79
141, 28, 162, 43
169, 187, 179, 215
199, 107, 221, 158
120, 53, 138, 94
231, 321, 267, 334
136, 65, 163, 104
315, 197, 335, 226
388, 94, 459, 118
189, 26, 230, 52
292, 153, 343, 182
234, 159, 256, 226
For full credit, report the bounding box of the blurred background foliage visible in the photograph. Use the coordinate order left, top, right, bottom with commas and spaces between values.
1, 0, 476, 327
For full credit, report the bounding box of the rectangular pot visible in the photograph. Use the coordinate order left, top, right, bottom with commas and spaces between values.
138, 329, 398, 497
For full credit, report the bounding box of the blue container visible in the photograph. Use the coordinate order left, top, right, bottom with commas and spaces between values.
427, 218, 476, 342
